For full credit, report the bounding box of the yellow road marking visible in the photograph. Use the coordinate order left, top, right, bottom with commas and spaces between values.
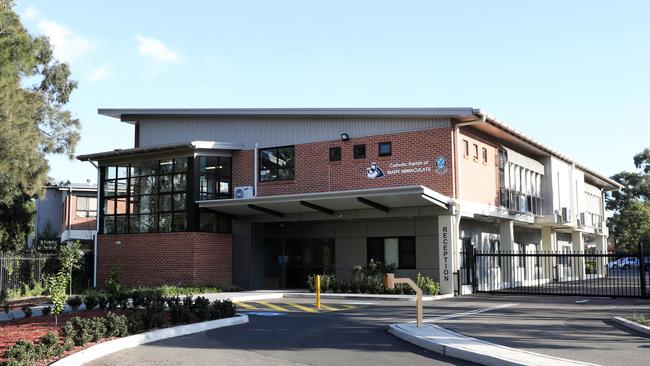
256, 301, 290, 312
287, 303, 318, 312
234, 302, 257, 310
318, 304, 339, 311
341, 304, 358, 309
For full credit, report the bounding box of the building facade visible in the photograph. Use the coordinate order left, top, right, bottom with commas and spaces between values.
31, 181, 98, 251
78, 108, 620, 294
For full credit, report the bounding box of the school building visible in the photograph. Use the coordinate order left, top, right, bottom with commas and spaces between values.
77, 108, 621, 295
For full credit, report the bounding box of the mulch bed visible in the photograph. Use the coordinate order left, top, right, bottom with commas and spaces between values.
0, 309, 124, 364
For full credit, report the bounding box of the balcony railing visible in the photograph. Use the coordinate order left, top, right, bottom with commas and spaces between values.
499, 188, 544, 216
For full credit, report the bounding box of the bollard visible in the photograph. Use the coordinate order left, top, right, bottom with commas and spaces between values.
316, 275, 321, 308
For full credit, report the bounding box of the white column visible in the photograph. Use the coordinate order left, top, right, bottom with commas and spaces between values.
438, 215, 458, 295
571, 231, 585, 280
499, 220, 517, 287
595, 234, 608, 276
541, 226, 555, 251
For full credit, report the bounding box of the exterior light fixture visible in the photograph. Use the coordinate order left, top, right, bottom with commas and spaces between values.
340, 133, 350, 141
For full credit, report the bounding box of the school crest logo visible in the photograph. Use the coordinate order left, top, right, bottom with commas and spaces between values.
435, 156, 447, 174
366, 162, 385, 178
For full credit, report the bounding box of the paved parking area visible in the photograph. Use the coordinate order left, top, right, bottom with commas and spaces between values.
87, 294, 649, 366
431, 295, 650, 366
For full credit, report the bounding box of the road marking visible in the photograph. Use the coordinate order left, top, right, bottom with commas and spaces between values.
575, 300, 590, 303
318, 304, 339, 311
256, 301, 290, 312
414, 303, 518, 324
234, 302, 257, 310
341, 304, 358, 309
287, 303, 318, 312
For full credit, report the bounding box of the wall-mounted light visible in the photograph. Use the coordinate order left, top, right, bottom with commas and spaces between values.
340, 133, 350, 141
115, 240, 122, 245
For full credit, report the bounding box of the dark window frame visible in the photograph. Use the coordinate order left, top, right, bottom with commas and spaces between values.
259, 145, 295, 182
366, 236, 416, 269
378, 142, 392, 157
329, 146, 341, 162
353, 144, 366, 159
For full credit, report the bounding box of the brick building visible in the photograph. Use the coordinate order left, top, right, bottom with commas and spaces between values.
78, 108, 621, 294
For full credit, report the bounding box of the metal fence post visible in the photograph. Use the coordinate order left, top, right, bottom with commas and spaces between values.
639, 243, 647, 298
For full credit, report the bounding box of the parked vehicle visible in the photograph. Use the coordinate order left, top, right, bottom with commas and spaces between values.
608, 257, 639, 269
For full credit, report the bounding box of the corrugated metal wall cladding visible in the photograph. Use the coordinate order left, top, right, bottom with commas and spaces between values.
138, 115, 451, 148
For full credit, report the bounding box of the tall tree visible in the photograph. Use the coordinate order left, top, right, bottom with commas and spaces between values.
0, 0, 80, 251
607, 148, 650, 254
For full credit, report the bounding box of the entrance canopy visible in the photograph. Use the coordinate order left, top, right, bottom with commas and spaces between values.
198, 185, 450, 218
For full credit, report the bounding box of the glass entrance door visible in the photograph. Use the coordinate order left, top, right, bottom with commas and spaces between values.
263, 238, 334, 289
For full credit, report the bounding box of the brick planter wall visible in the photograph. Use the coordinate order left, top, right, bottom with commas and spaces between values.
97, 232, 232, 288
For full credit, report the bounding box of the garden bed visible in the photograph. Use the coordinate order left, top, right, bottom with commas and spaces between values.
0, 295, 238, 365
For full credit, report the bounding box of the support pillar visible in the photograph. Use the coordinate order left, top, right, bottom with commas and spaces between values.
571, 231, 585, 280
499, 220, 517, 287
438, 215, 458, 295
595, 234, 608, 276
541, 226, 555, 251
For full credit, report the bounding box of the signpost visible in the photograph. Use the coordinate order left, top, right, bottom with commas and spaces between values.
384, 273, 423, 327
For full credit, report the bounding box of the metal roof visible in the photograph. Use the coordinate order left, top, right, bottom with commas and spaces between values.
76, 141, 243, 161
94, 107, 621, 190
98, 107, 480, 121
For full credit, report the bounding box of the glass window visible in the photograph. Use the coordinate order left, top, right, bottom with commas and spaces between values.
199, 209, 231, 233
367, 238, 384, 263
76, 196, 97, 218
259, 146, 295, 181
378, 142, 392, 157
354, 144, 366, 159
398, 237, 416, 269
472, 144, 479, 160
198, 156, 232, 200
329, 147, 341, 161
99, 158, 189, 234
482, 147, 488, 164
463, 140, 469, 157
367, 237, 416, 269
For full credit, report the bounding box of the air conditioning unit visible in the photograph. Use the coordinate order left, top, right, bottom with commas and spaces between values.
579, 212, 587, 227
561, 207, 572, 224
234, 186, 254, 199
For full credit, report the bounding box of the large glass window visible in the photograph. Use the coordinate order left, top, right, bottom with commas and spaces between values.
259, 146, 295, 182
101, 158, 188, 234
198, 156, 232, 200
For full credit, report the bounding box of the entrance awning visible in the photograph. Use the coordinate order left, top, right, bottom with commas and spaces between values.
198, 185, 450, 217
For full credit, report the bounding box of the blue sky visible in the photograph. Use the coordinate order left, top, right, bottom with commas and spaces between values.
16, 1, 650, 185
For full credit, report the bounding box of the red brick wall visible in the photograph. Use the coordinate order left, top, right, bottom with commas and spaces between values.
458, 129, 499, 206
232, 127, 456, 197
64, 194, 97, 231
97, 232, 232, 288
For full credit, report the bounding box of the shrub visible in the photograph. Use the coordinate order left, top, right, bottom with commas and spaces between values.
66, 296, 82, 310
63, 317, 93, 346
84, 291, 100, 310
169, 297, 191, 325
4, 340, 40, 366
104, 312, 129, 337
105, 267, 123, 298
141, 301, 165, 330
210, 299, 236, 319
97, 293, 109, 310
88, 317, 107, 342
41, 306, 52, 316
21, 305, 32, 317
416, 273, 440, 296
38, 332, 63, 358
193, 296, 211, 321
307, 274, 336, 292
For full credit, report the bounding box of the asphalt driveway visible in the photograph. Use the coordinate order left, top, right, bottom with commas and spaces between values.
87, 294, 649, 366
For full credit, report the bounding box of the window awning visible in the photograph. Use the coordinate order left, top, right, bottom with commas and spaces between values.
77, 141, 243, 162
198, 185, 450, 217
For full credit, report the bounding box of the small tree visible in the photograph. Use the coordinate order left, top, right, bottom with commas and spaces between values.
46, 241, 82, 326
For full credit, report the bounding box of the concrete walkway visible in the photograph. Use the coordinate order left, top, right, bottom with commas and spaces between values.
389, 323, 599, 366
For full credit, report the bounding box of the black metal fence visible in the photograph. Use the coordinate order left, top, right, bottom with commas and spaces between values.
470, 250, 649, 298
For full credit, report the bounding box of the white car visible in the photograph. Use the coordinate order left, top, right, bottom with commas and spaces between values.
608, 257, 639, 269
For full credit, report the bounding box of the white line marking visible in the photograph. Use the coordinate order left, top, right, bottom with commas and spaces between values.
575, 300, 590, 303
412, 303, 518, 324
